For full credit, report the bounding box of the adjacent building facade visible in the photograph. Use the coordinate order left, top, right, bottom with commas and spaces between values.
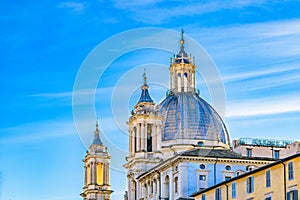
233, 138, 300, 159
192, 152, 300, 200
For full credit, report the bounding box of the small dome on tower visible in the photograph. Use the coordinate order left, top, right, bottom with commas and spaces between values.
91, 121, 103, 146
137, 70, 154, 104
89, 121, 106, 153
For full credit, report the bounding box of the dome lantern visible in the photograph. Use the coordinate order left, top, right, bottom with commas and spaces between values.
169, 29, 196, 94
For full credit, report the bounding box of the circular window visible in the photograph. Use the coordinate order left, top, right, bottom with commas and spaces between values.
225, 165, 231, 171
199, 164, 206, 169
197, 141, 204, 146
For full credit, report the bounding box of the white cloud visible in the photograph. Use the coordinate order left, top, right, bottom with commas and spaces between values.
31, 88, 111, 98
184, 19, 300, 95
198, 19, 300, 59
222, 64, 299, 83
0, 120, 76, 144
111, 0, 268, 24
246, 71, 300, 91
59, 1, 86, 13
226, 94, 300, 118
112, 0, 163, 9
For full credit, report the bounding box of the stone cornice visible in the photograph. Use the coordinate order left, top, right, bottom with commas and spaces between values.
137, 155, 274, 180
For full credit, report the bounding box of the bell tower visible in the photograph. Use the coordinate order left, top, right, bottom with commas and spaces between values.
127, 71, 162, 156
81, 122, 113, 200
124, 71, 162, 200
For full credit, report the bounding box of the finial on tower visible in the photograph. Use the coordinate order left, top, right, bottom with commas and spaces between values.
141, 68, 149, 90
180, 28, 185, 47
143, 68, 147, 85
181, 28, 184, 39
96, 118, 99, 131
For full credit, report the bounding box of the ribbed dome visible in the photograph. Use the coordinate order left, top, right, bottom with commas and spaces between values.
159, 92, 229, 144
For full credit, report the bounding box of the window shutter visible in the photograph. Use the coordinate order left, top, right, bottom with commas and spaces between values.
287, 191, 291, 200
246, 178, 249, 193
266, 170, 271, 187
251, 177, 254, 192
232, 182, 236, 198
294, 190, 298, 200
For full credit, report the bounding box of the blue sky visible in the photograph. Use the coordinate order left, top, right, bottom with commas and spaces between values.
1, 0, 300, 199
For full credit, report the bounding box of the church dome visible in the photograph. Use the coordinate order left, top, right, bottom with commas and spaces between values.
159, 92, 229, 144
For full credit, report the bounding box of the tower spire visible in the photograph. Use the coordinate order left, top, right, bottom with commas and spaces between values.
91, 120, 103, 146
143, 68, 147, 86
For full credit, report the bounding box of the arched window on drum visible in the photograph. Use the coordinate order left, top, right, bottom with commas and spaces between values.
177, 73, 181, 92
184, 72, 188, 91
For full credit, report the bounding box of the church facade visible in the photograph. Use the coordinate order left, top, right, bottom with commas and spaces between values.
124, 32, 277, 200
79, 31, 299, 200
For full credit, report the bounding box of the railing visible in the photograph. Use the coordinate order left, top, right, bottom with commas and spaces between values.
238, 137, 294, 147
165, 89, 200, 96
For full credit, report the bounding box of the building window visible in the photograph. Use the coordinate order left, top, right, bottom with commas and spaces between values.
199, 175, 206, 181
247, 165, 255, 171
246, 148, 252, 157
266, 170, 271, 187
198, 174, 208, 190
288, 162, 294, 180
246, 176, 254, 193
265, 192, 272, 200
215, 188, 222, 200
287, 190, 298, 200
225, 176, 231, 181
199, 164, 206, 169
202, 194, 206, 200
175, 165, 178, 171
232, 182, 236, 199
174, 177, 178, 193
225, 165, 231, 171
274, 150, 280, 159
198, 141, 204, 146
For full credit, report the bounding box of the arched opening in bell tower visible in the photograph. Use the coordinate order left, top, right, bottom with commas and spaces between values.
147, 124, 152, 152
